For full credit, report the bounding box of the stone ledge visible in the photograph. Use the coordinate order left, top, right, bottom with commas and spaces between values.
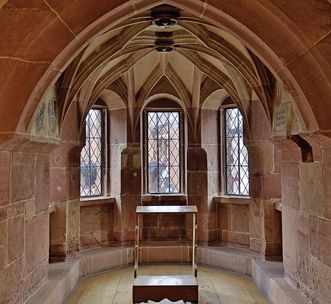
213, 196, 252, 205
79, 197, 116, 207
26, 247, 133, 304
80, 247, 133, 276
252, 259, 308, 304
197, 246, 256, 275
26, 260, 80, 304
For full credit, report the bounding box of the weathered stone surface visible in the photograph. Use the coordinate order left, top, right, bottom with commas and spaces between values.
35, 153, 50, 212
80, 204, 113, 249
231, 204, 249, 233
187, 147, 207, 172
217, 201, 250, 247
0, 265, 7, 303
309, 215, 319, 259
264, 201, 276, 241
25, 212, 49, 276
250, 237, 263, 253
0, 206, 7, 223
0, 151, 10, 206
121, 168, 142, 194
25, 198, 36, 219
207, 171, 220, 195
282, 207, 297, 271
0, 220, 8, 270
7, 201, 25, 218
283, 205, 310, 288
250, 173, 262, 199
249, 199, 263, 239
299, 162, 325, 216
319, 217, 331, 268
50, 202, 66, 247
222, 230, 250, 247
50, 168, 67, 202
281, 162, 299, 209
201, 109, 218, 145
22, 259, 48, 302
263, 174, 281, 199
8, 257, 23, 304
0, 256, 24, 303
66, 200, 80, 258
11, 152, 35, 202
251, 100, 272, 140
8, 215, 24, 263
308, 255, 331, 304
322, 147, 331, 219
68, 167, 80, 200
187, 171, 208, 195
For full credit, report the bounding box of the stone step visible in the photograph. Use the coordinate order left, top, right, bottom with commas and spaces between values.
26, 260, 79, 304
252, 259, 308, 304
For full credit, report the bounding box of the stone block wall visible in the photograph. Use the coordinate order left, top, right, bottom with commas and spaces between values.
49, 144, 81, 261
280, 142, 331, 304
141, 196, 187, 242
0, 140, 51, 304
80, 203, 114, 249
216, 199, 250, 248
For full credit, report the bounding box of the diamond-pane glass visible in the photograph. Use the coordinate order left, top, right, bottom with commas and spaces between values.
80, 108, 104, 197
225, 108, 249, 196
147, 111, 181, 193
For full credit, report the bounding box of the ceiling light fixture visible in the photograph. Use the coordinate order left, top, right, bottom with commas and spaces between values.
151, 5, 180, 27
154, 40, 174, 53
154, 32, 174, 53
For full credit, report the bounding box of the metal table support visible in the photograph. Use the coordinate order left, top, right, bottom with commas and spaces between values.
133, 205, 198, 303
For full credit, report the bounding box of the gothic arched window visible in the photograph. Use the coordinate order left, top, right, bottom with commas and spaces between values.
145, 110, 183, 194
223, 107, 249, 196
80, 107, 106, 197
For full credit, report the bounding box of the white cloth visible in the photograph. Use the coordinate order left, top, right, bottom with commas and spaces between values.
142, 299, 191, 304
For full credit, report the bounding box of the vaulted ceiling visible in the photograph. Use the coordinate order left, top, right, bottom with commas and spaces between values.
54, 5, 276, 137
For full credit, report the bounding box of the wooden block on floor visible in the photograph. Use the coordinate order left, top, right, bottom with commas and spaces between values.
133, 275, 198, 303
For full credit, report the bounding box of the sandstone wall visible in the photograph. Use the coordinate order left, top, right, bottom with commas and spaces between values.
80, 203, 114, 249
0, 140, 51, 303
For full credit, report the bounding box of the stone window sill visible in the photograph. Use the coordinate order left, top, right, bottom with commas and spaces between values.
213, 195, 253, 205
80, 196, 116, 207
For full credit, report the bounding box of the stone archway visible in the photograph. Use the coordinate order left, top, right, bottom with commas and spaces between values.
0, 0, 329, 140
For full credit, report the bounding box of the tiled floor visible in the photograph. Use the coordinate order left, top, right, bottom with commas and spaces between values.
64, 264, 269, 304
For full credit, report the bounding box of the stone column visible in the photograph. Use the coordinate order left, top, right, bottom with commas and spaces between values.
114, 145, 141, 245
201, 108, 220, 243
247, 139, 282, 260
49, 143, 81, 261
186, 146, 210, 243
114, 105, 141, 245
186, 108, 211, 244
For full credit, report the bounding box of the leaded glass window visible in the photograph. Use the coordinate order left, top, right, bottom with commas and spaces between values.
146, 111, 182, 193
80, 108, 104, 197
225, 107, 249, 195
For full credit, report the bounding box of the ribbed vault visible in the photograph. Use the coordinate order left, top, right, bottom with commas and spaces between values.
36, 5, 281, 141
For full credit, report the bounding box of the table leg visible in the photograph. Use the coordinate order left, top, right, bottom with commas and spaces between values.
134, 213, 140, 278
192, 213, 197, 277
